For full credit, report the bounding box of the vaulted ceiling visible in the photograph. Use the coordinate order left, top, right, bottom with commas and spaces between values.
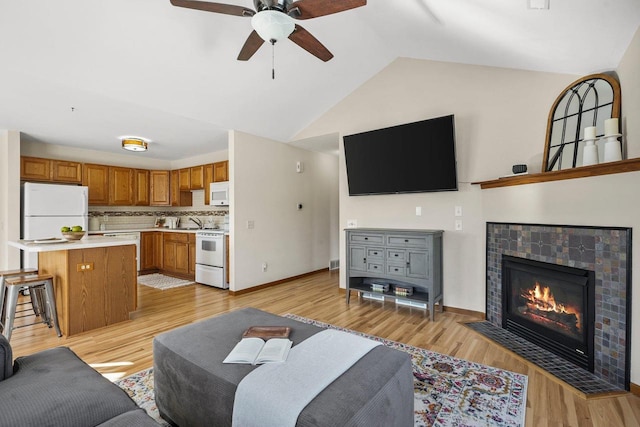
1, 0, 638, 160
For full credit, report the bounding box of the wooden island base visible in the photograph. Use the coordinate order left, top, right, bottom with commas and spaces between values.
38, 244, 137, 336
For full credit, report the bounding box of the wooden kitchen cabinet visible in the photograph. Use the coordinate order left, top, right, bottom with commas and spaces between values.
170, 170, 192, 207
213, 161, 229, 182
134, 169, 150, 206
83, 163, 110, 205
21, 156, 82, 184
21, 156, 51, 181
150, 170, 171, 206
204, 163, 214, 205
38, 244, 137, 336
189, 233, 196, 277
179, 168, 191, 191
190, 165, 204, 190
162, 232, 190, 277
141, 231, 162, 273
52, 160, 82, 183
109, 166, 134, 205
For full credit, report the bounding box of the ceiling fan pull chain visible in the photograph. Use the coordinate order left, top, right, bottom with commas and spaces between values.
271, 39, 276, 80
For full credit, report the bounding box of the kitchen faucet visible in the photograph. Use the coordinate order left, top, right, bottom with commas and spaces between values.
189, 217, 203, 229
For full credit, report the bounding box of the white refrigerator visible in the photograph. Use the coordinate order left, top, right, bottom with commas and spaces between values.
21, 182, 89, 269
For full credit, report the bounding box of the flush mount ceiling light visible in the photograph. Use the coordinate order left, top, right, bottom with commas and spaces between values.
251, 10, 295, 43
528, 0, 549, 10
121, 137, 148, 152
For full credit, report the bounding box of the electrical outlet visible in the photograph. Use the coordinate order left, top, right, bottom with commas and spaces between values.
346, 219, 357, 228
455, 206, 463, 217
455, 220, 463, 231
247, 220, 255, 229
262, 262, 268, 272
415, 206, 422, 216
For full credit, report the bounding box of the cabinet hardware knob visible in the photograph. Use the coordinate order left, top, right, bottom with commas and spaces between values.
404, 239, 409, 242
364, 237, 368, 240
394, 254, 398, 257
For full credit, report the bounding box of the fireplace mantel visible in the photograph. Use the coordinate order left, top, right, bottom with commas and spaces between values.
472, 157, 640, 189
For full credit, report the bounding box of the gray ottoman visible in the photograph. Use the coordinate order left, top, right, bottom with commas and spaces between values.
153, 307, 413, 427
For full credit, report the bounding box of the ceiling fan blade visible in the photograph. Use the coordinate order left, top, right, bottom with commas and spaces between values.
170, 0, 255, 17
289, 25, 333, 62
288, 0, 366, 20
237, 30, 265, 61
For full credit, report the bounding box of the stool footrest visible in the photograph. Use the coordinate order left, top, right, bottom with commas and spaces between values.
5, 275, 54, 286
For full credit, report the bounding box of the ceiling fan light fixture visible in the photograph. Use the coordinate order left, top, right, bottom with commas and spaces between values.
121, 137, 148, 152
251, 10, 295, 42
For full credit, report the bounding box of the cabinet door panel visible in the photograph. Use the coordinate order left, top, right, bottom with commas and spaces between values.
179, 168, 191, 191
175, 243, 190, 274
83, 164, 110, 205
21, 157, 51, 181
109, 167, 134, 205
134, 169, 150, 206
52, 160, 82, 183
349, 246, 366, 272
407, 250, 430, 279
68, 248, 107, 334
213, 161, 228, 182
204, 164, 214, 205
150, 170, 171, 206
190, 166, 204, 190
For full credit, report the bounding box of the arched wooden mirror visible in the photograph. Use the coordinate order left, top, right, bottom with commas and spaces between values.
542, 73, 621, 172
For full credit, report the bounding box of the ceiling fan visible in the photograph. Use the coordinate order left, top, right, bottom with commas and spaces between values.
170, 0, 367, 62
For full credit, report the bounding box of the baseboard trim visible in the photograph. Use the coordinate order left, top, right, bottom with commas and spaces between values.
443, 306, 485, 319
631, 382, 640, 397
229, 268, 327, 296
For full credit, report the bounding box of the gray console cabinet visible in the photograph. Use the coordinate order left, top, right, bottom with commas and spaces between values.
345, 228, 443, 320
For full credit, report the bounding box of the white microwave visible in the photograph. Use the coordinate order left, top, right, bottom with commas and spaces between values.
210, 182, 229, 206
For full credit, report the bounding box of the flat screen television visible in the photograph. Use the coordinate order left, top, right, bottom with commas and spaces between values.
343, 114, 458, 196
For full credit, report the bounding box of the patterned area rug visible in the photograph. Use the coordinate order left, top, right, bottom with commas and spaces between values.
137, 273, 194, 290
115, 316, 528, 427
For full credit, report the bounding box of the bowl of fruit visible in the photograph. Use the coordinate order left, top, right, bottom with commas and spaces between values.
61, 225, 85, 240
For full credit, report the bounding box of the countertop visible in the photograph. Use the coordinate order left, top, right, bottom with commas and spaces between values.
88, 228, 228, 235
8, 236, 139, 252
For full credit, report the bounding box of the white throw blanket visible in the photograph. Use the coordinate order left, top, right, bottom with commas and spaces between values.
232, 329, 381, 427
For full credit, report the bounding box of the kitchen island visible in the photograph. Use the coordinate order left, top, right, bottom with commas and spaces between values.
9, 236, 138, 336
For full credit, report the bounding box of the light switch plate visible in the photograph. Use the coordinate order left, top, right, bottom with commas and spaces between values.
416, 206, 422, 216
455, 220, 463, 231
455, 206, 463, 217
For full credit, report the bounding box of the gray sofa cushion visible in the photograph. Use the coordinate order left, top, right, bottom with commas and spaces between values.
0, 346, 144, 427
0, 334, 12, 381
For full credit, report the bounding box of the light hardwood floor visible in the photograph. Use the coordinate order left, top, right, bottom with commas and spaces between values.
9, 270, 640, 427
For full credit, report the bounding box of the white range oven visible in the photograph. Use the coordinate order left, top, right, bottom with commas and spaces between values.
195, 230, 227, 289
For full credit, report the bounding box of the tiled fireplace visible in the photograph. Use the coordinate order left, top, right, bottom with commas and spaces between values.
484, 223, 631, 392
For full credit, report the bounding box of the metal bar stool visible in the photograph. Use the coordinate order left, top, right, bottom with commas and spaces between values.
0, 268, 42, 331
3, 274, 62, 341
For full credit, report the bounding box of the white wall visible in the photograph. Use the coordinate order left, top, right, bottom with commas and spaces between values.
293, 55, 640, 385
618, 25, 640, 158
229, 130, 337, 292
0, 131, 21, 270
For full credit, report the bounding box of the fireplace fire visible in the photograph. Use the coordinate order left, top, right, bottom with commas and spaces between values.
502, 255, 594, 371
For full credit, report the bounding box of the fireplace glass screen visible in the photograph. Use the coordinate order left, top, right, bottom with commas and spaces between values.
502, 255, 594, 371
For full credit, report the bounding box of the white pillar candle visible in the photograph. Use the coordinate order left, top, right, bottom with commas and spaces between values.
584, 126, 597, 140
604, 118, 619, 136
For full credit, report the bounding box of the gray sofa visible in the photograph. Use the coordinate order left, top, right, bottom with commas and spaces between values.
0, 334, 158, 427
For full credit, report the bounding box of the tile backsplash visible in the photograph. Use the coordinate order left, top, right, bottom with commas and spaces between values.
89, 189, 228, 231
